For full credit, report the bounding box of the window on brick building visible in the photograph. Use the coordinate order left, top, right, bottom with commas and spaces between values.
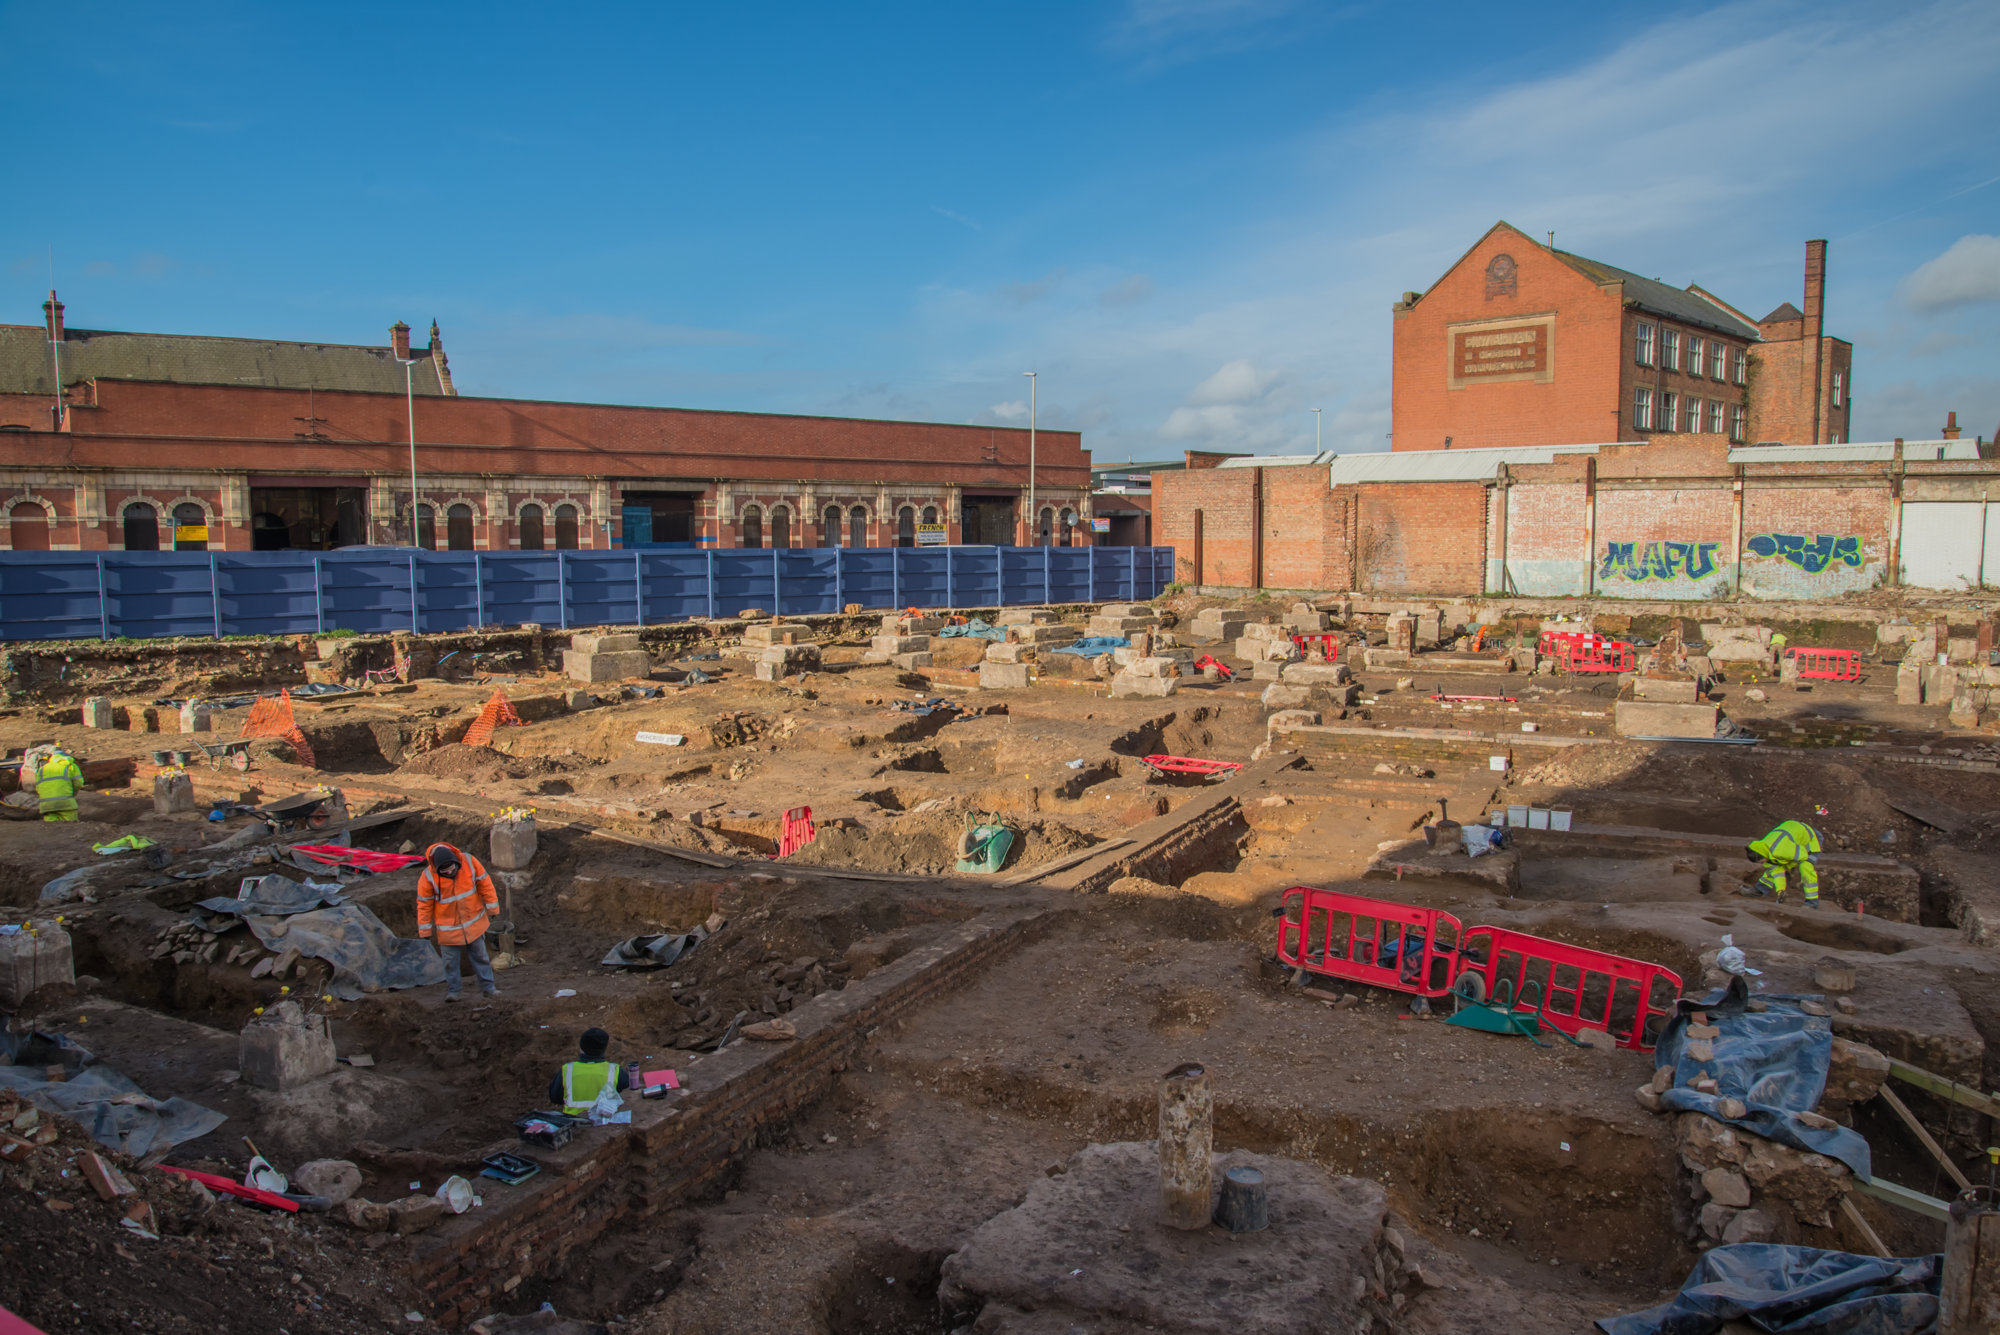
1038, 507, 1055, 546
10, 501, 50, 552
446, 503, 475, 551
897, 506, 915, 548
1709, 400, 1725, 434
1662, 330, 1680, 372
415, 504, 435, 551
122, 503, 160, 552
1732, 348, 1746, 384
741, 505, 763, 549
770, 505, 790, 550
1687, 337, 1703, 378
1831, 371, 1843, 407
849, 506, 867, 549
554, 504, 579, 549
1730, 405, 1746, 442
922, 505, 938, 526
1635, 323, 1654, 366
1659, 392, 1677, 432
519, 504, 544, 550
1060, 508, 1076, 546
1711, 341, 1727, 379
1633, 387, 1653, 431
822, 505, 841, 547
1686, 398, 1702, 432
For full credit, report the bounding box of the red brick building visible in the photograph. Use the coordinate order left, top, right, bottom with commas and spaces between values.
0, 297, 1090, 553
1390, 224, 1852, 451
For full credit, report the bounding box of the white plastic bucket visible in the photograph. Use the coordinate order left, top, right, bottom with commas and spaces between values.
435, 1175, 475, 1214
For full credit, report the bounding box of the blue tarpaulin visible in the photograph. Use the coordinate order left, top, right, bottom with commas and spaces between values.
1049, 636, 1130, 657
1597, 1244, 1940, 1335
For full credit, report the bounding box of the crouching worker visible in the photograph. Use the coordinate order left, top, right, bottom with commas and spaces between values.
1741, 820, 1822, 910
549, 1027, 630, 1115
26, 745, 84, 822
417, 842, 500, 1000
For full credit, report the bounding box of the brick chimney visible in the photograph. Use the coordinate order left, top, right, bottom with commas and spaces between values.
1802, 240, 1827, 443
42, 290, 64, 341
389, 320, 411, 359
1943, 411, 1961, 440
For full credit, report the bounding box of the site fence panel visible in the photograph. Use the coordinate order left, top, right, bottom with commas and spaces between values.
0, 545, 1171, 642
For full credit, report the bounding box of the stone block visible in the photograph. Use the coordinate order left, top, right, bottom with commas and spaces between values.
1924, 664, 1961, 701
1614, 700, 1719, 738
1702, 624, 1771, 645
979, 662, 1031, 690
1127, 656, 1178, 679
293, 1159, 362, 1206
1010, 624, 1080, 646
996, 608, 1056, 626
1252, 660, 1286, 681
1097, 603, 1152, 619
1266, 707, 1321, 728
238, 1002, 337, 1092
759, 642, 821, 666
1087, 616, 1156, 636
570, 632, 640, 654
1190, 611, 1251, 641
870, 635, 929, 654
1632, 676, 1699, 703
562, 649, 652, 683
753, 660, 784, 682
489, 817, 536, 871
1949, 693, 1984, 729
0, 921, 72, 1007
153, 771, 196, 815
1283, 611, 1330, 632
1706, 639, 1773, 663
1948, 636, 1978, 664
1511, 647, 1538, 673
563, 688, 592, 711
741, 623, 807, 645
890, 652, 933, 670
1241, 622, 1285, 641
1281, 663, 1351, 686
1386, 615, 1417, 654
986, 642, 1025, 663
81, 696, 114, 728
1894, 666, 1923, 705
1363, 648, 1410, 669
385, 1195, 447, 1235
179, 702, 213, 734
1701, 1166, 1752, 1208
1261, 684, 1313, 711
1109, 671, 1176, 699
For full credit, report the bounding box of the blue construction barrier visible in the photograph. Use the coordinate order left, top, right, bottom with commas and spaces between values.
0, 546, 1175, 642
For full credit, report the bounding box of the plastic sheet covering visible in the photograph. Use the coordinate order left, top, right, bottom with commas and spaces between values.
0, 1031, 226, 1160
1597, 1243, 1940, 1335
196, 873, 342, 918
242, 903, 446, 1000
937, 618, 1008, 641
600, 928, 709, 969
1048, 636, 1130, 657
1653, 975, 1871, 1178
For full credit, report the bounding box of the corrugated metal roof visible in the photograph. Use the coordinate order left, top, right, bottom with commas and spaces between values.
1729, 440, 1981, 463
0, 324, 452, 397
1322, 443, 1613, 484
1550, 251, 1763, 341
1214, 450, 1337, 469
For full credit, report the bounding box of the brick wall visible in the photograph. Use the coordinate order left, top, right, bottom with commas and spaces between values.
1153, 465, 1350, 591
401, 904, 1054, 1327
1355, 481, 1487, 594
1739, 472, 1892, 597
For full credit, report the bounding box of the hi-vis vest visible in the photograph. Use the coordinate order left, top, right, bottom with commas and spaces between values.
561, 1061, 617, 1116
34, 752, 83, 817
1749, 821, 1820, 865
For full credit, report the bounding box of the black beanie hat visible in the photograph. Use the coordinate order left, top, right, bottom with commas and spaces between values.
429, 845, 460, 874
579, 1027, 610, 1058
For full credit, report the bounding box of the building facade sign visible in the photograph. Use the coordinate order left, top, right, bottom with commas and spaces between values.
1446, 315, 1556, 390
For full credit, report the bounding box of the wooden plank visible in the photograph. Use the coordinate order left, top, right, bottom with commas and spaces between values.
1838, 1196, 1888, 1258
1886, 794, 1972, 835
1888, 1057, 2000, 1119
1852, 1176, 1952, 1222
1879, 1084, 1974, 1195
1039, 753, 1302, 893
996, 838, 1132, 888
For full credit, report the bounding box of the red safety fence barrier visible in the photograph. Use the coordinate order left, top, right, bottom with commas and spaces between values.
1785, 647, 1863, 682
777, 806, 816, 857
1275, 887, 1683, 1050
1141, 754, 1244, 777
239, 689, 316, 768
1192, 654, 1234, 680
1555, 638, 1637, 674
1290, 633, 1341, 663
1537, 629, 1601, 657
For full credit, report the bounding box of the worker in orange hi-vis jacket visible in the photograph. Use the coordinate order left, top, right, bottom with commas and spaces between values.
416, 842, 500, 1001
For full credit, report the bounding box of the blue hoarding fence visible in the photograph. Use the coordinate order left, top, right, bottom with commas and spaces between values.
0, 545, 1175, 643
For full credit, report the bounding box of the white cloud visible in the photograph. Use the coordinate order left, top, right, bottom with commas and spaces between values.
1900, 235, 2000, 312
1098, 274, 1153, 308
1187, 358, 1278, 406
989, 399, 1028, 420
999, 270, 1065, 305
930, 205, 982, 233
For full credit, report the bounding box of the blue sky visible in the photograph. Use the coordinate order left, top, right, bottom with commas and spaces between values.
3, 0, 1996, 459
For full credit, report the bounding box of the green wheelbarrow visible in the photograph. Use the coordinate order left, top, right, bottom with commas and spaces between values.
954, 811, 1015, 875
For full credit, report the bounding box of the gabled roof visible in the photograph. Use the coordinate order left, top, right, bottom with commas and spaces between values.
1760, 302, 1804, 324
1548, 250, 1763, 341
0, 323, 453, 397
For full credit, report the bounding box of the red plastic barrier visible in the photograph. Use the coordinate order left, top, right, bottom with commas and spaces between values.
777, 806, 815, 857
1785, 647, 1862, 682
1275, 888, 1464, 998
1290, 633, 1341, 663
1142, 754, 1244, 777
1556, 638, 1636, 673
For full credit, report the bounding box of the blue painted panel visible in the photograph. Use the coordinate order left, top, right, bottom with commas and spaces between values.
839, 550, 898, 609
949, 546, 1001, 607
478, 553, 564, 627
710, 550, 776, 615
1048, 549, 1092, 603
636, 552, 710, 623
998, 548, 1046, 605
896, 550, 948, 608
563, 553, 641, 627
777, 549, 838, 617
0, 554, 103, 640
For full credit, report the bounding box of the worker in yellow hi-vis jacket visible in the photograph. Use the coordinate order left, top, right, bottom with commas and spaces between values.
1741, 820, 1822, 910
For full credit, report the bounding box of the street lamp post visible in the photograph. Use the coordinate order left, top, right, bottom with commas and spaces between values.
1312, 407, 1322, 453
394, 355, 419, 546
1023, 371, 1037, 546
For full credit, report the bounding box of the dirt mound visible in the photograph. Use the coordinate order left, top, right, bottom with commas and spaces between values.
398, 743, 577, 784
785, 807, 1099, 875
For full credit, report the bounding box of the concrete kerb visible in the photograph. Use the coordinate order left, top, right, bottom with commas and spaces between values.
400, 899, 1061, 1325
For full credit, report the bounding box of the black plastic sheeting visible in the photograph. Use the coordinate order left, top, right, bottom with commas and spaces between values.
241, 903, 446, 1000
600, 927, 710, 969
195, 873, 343, 918
1598, 1244, 1941, 1335
0, 1031, 226, 1161
1653, 975, 1871, 1179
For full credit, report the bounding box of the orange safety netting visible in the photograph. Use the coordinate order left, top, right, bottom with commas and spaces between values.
239, 690, 316, 768
462, 689, 525, 748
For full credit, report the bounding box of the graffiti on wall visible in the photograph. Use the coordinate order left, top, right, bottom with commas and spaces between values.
1745, 533, 1864, 574
1598, 540, 1723, 583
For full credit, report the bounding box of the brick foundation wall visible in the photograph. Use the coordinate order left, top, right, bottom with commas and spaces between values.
401, 901, 1057, 1327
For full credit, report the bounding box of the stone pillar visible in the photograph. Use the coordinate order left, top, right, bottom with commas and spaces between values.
1941, 1190, 2000, 1334
1158, 1062, 1212, 1230
153, 770, 196, 815
179, 701, 213, 734
81, 696, 113, 728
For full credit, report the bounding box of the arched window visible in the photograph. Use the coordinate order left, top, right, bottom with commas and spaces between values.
554, 504, 579, 550
1038, 507, 1055, 547
921, 505, 938, 525
1059, 508, 1076, 547
848, 505, 867, 549
446, 503, 475, 551
741, 505, 763, 549
173, 502, 208, 552
415, 504, 436, 551
770, 505, 790, 550
519, 504, 544, 551
9, 501, 49, 552
822, 504, 842, 548
897, 506, 915, 548
122, 503, 159, 552
251, 512, 290, 551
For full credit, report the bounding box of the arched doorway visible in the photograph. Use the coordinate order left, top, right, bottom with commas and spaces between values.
9, 502, 49, 552
172, 503, 208, 551
446, 503, 475, 551
848, 506, 867, 549
554, 504, 579, 550
519, 505, 544, 551
1038, 507, 1055, 546
770, 506, 790, 550
416, 505, 437, 551
741, 505, 763, 549
122, 503, 160, 552
822, 504, 842, 548
897, 506, 915, 548
1060, 508, 1076, 546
